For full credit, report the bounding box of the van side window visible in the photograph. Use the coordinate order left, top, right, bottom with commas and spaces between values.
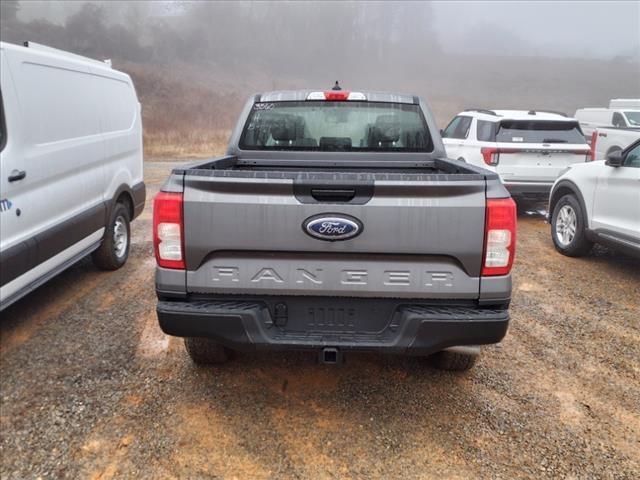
612, 112, 626, 128
442, 116, 472, 139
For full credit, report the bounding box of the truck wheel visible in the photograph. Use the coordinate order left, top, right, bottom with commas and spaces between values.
431, 350, 477, 371
184, 337, 231, 365
551, 194, 593, 257
92, 203, 130, 270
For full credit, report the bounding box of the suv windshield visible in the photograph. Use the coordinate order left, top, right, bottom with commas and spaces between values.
624, 111, 640, 127
239, 101, 433, 152
495, 120, 586, 144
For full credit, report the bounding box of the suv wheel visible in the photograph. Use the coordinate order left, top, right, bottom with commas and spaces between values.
92, 202, 130, 270
184, 338, 232, 365
551, 194, 593, 257
430, 350, 478, 371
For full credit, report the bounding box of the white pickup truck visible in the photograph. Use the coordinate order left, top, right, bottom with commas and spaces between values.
575, 99, 640, 140
590, 127, 640, 160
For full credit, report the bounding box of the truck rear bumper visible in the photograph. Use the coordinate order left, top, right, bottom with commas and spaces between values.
157, 297, 509, 356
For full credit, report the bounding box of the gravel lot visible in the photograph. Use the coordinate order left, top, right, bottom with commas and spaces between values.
1, 162, 639, 479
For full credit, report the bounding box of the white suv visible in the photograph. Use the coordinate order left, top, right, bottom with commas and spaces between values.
549, 139, 640, 258
442, 109, 590, 200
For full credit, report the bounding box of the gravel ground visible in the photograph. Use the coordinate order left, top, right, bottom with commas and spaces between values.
1, 162, 639, 479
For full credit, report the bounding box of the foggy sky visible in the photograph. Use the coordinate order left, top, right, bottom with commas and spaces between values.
15, 0, 640, 60
433, 0, 640, 59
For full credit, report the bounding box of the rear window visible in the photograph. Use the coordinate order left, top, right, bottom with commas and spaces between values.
239, 101, 433, 152
495, 120, 586, 144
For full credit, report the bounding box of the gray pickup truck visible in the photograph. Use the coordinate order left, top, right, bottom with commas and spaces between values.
154, 88, 516, 370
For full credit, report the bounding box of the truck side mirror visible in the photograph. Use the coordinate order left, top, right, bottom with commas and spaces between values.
605, 150, 624, 167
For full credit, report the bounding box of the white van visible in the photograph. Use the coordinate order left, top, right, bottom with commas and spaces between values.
575, 99, 640, 139
0, 41, 145, 310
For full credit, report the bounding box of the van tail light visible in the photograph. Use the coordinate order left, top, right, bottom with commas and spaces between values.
482, 198, 517, 277
589, 131, 598, 161
153, 191, 185, 269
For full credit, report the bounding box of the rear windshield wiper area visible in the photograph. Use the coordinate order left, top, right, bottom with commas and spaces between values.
542, 138, 569, 143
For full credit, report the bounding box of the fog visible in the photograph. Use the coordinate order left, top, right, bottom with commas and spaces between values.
434, 1, 640, 59
9, 0, 640, 60
1, 0, 639, 155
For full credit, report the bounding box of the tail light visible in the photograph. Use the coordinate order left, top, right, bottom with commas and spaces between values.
482, 198, 517, 277
589, 131, 597, 161
153, 191, 185, 269
481, 147, 500, 166
480, 147, 518, 166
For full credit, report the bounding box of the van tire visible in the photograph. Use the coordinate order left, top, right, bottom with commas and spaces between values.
551, 194, 593, 257
92, 203, 131, 270
430, 350, 477, 371
184, 338, 231, 365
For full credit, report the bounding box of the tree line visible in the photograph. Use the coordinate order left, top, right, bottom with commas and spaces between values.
0, 1, 440, 76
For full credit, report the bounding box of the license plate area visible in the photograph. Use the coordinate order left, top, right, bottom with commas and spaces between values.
264, 297, 399, 334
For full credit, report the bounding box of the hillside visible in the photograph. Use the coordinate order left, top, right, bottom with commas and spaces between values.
117, 56, 639, 158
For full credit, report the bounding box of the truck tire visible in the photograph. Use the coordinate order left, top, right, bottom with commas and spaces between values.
431, 350, 477, 371
184, 337, 231, 365
551, 194, 593, 257
92, 203, 130, 270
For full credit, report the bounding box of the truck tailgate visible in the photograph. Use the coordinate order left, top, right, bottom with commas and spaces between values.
183, 171, 487, 299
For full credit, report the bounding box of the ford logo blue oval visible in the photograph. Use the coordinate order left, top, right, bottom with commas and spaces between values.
303, 214, 363, 241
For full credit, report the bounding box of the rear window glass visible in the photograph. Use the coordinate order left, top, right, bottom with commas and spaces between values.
239, 101, 433, 152
496, 120, 586, 144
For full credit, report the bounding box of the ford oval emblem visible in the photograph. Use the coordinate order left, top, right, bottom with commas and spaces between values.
303, 214, 363, 241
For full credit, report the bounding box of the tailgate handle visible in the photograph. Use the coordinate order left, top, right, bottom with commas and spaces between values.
311, 188, 356, 202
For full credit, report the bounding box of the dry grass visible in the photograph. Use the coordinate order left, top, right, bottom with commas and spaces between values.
143, 129, 231, 159
119, 62, 242, 159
